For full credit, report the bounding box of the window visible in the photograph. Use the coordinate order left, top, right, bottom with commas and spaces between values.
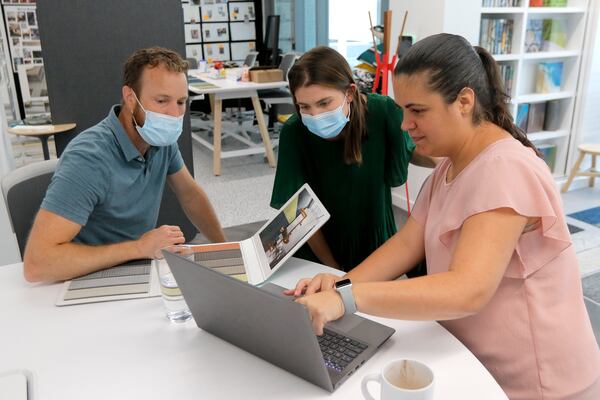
328, 0, 381, 66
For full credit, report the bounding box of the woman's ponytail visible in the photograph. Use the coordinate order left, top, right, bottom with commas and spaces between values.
475, 46, 541, 156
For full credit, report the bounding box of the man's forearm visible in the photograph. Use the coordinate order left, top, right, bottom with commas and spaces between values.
24, 240, 143, 283
182, 189, 226, 243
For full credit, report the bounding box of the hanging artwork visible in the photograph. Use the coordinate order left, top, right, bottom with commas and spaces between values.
230, 41, 256, 61
229, 1, 255, 22
202, 22, 229, 43
3, 4, 41, 72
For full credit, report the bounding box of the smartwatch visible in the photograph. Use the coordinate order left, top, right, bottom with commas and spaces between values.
335, 278, 357, 315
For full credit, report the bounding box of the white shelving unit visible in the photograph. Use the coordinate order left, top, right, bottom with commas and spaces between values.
479, 0, 590, 178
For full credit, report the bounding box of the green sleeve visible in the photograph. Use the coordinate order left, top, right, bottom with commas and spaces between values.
270, 116, 307, 209
384, 97, 416, 187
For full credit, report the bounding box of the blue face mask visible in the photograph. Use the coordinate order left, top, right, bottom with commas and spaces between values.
301, 98, 350, 139
132, 92, 184, 147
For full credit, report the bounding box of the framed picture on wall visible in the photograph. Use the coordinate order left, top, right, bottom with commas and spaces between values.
3, 4, 41, 72
201, 4, 228, 22
182, 4, 200, 23
203, 42, 230, 62
230, 21, 255, 41
17, 63, 47, 102
185, 44, 203, 62
230, 41, 255, 61
229, 1, 255, 22
184, 23, 201, 43
202, 22, 229, 43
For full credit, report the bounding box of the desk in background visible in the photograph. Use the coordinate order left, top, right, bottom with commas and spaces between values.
7, 123, 76, 161
188, 69, 287, 176
0, 258, 507, 399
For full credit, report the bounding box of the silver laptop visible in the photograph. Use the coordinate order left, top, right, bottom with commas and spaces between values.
163, 250, 395, 392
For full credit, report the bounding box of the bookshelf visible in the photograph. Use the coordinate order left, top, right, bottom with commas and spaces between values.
478, 0, 589, 178
387, 0, 591, 210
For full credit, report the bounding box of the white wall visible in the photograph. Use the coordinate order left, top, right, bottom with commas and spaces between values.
387, 0, 480, 209
579, 7, 600, 147
568, 0, 600, 177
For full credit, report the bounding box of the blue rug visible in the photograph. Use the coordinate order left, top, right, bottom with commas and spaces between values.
568, 206, 600, 229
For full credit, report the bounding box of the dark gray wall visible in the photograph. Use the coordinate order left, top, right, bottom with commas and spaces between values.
37, 0, 198, 241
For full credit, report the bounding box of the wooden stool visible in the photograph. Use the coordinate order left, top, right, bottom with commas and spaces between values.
7, 123, 76, 160
562, 144, 600, 193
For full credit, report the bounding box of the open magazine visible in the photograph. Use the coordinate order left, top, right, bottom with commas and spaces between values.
173, 183, 330, 285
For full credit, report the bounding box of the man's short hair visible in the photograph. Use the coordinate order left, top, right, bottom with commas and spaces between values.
123, 47, 188, 95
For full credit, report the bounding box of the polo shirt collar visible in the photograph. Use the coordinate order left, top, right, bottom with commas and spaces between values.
108, 105, 143, 162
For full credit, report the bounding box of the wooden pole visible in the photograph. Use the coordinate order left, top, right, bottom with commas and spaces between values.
368, 11, 377, 51
396, 11, 409, 55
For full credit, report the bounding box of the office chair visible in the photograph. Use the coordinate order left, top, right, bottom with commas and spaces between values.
186, 57, 198, 70
1, 159, 58, 259
186, 57, 209, 135
258, 52, 297, 130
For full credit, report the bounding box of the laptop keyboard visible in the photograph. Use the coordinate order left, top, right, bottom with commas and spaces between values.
319, 329, 368, 372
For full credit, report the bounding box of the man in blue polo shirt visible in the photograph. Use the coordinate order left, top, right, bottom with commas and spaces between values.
23, 47, 226, 282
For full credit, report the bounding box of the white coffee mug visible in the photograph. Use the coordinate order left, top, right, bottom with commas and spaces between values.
361, 359, 434, 400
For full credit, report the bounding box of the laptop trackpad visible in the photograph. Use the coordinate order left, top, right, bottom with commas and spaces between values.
327, 314, 363, 332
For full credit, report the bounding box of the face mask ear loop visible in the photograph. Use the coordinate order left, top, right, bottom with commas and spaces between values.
346, 97, 352, 121
129, 90, 145, 128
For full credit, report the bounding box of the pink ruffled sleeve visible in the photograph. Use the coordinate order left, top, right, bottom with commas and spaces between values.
438, 152, 571, 278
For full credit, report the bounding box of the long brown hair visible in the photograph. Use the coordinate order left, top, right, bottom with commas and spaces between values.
288, 46, 368, 164
394, 33, 541, 156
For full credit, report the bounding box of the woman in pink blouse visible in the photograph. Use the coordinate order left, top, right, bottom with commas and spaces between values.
287, 33, 600, 399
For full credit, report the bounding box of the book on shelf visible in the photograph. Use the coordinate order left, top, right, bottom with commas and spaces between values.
544, 100, 561, 131
536, 144, 557, 171
544, 0, 567, 6
482, 0, 520, 6
525, 19, 544, 52
499, 63, 515, 95
530, 0, 567, 7
527, 102, 546, 132
542, 18, 568, 51
536, 61, 563, 93
516, 103, 530, 132
517, 101, 561, 133
480, 18, 514, 55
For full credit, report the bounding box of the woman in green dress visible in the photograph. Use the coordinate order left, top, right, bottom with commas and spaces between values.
270, 46, 435, 272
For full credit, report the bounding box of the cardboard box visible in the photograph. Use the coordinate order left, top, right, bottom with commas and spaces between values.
250, 68, 283, 83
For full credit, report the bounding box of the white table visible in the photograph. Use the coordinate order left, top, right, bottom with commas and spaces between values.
0, 258, 507, 399
188, 69, 288, 176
